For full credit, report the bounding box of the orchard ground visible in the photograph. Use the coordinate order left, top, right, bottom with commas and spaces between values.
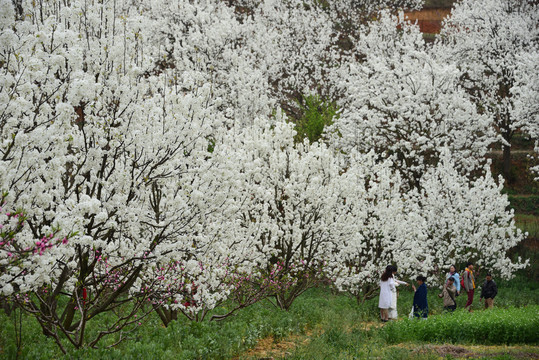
1, 270, 538, 359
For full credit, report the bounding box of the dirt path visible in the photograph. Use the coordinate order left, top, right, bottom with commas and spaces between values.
235, 321, 388, 359
234, 331, 314, 360
408, 344, 539, 359
236, 330, 539, 359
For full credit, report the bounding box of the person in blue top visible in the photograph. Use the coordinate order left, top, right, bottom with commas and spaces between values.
446, 265, 461, 295
412, 275, 428, 319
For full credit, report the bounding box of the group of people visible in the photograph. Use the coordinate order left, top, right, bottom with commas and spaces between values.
378, 262, 498, 322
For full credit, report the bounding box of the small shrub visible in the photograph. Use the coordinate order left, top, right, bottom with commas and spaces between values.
293, 94, 339, 144
379, 306, 539, 345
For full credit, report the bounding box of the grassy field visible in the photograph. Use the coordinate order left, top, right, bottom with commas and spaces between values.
1, 274, 538, 360
515, 213, 539, 240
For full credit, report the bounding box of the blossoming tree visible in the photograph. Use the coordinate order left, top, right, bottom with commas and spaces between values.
329, 11, 495, 187
511, 50, 539, 179
0, 0, 253, 349
437, 0, 539, 180
0, 0, 534, 352
227, 120, 355, 310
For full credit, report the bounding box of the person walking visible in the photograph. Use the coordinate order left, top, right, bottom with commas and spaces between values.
463, 261, 475, 311
378, 265, 395, 322
412, 275, 428, 319
438, 277, 457, 312
446, 265, 461, 295
388, 265, 409, 320
479, 272, 498, 309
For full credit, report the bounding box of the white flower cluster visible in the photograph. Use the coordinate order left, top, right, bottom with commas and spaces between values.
437, 0, 539, 177
0, 0, 534, 327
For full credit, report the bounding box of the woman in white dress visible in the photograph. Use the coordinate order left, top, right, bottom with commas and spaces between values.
388, 265, 409, 320
378, 265, 395, 322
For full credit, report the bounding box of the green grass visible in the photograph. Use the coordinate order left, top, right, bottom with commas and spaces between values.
0, 299, 310, 360
514, 213, 539, 238
510, 197, 539, 216
284, 278, 539, 360
1, 276, 538, 359
0, 287, 366, 360
379, 306, 539, 345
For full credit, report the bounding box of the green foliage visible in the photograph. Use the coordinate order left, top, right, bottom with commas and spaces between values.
509, 196, 539, 216
514, 214, 539, 239
522, 257, 539, 287
423, 0, 456, 8
392, 275, 539, 315
1, 277, 538, 359
287, 275, 539, 359
206, 136, 216, 153
497, 275, 539, 304
293, 94, 339, 144
287, 327, 375, 360
379, 306, 539, 345
510, 132, 536, 150
0, 293, 314, 359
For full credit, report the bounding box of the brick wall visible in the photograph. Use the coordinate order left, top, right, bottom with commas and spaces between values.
404, 8, 452, 33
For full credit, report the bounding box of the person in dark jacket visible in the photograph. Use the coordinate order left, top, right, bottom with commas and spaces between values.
479, 272, 498, 309
412, 275, 428, 319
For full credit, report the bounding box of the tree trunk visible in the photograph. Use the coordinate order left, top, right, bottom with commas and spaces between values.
499, 99, 514, 184
503, 143, 512, 184
154, 305, 178, 327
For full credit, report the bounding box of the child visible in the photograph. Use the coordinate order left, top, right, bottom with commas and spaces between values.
479, 272, 498, 309
412, 275, 428, 319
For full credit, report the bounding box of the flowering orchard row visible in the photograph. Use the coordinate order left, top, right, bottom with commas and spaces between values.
0, 0, 537, 352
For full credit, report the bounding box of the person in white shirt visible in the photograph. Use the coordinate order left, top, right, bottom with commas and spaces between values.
388, 265, 409, 320
379, 265, 395, 322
